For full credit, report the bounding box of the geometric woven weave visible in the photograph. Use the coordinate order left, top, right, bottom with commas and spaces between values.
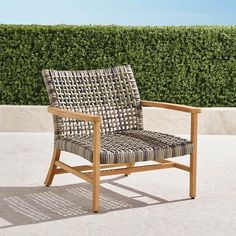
42, 65, 193, 164
55, 130, 193, 164
43, 65, 143, 138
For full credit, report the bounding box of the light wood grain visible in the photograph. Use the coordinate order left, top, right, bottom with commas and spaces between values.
157, 159, 190, 172
55, 161, 93, 183
141, 100, 201, 113
54, 163, 133, 174
48, 106, 102, 122
190, 113, 198, 198
85, 162, 175, 178
92, 120, 101, 213
44, 149, 61, 186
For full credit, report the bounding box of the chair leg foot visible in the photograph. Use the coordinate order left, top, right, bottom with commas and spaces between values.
124, 162, 135, 176
44, 148, 61, 186
92, 180, 100, 213
189, 153, 197, 199
92, 158, 100, 213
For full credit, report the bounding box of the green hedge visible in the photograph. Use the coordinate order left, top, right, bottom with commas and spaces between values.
0, 24, 236, 106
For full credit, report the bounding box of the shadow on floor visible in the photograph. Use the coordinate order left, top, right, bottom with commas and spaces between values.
0, 176, 190, 229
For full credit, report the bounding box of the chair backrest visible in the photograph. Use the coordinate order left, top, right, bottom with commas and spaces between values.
42, 65, 143, 138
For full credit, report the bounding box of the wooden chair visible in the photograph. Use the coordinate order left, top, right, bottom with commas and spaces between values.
42, 65, 201, 213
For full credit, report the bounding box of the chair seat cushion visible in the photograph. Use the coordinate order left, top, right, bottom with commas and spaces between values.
55, 130, 193, 164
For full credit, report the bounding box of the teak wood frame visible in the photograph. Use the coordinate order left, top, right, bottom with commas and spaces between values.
45, 101, 201, 213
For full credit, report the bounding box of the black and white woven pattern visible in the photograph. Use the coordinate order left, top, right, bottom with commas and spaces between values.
43, 65, 193, 164
55, 130, 193, 164
43, 65, 143, 137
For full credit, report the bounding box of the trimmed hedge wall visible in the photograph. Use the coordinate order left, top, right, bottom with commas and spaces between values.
0, 24, 236, 106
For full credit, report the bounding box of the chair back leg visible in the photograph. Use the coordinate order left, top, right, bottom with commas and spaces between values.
44, 148, 61, 186
124, 162, 135, 176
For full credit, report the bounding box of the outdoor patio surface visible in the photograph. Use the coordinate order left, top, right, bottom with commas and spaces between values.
0, 133, 235, 236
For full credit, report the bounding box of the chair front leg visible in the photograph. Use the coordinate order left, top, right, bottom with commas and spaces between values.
92, 121, 101, 213
44, 148, 61, 186
190, 113, 198, 199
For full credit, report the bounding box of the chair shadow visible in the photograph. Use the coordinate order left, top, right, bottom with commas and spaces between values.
0, 176, 191, 229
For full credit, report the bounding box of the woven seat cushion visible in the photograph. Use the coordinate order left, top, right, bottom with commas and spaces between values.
55, 130, 193, 164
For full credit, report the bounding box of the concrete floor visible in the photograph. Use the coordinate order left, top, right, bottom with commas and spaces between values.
0, 133, 235, 236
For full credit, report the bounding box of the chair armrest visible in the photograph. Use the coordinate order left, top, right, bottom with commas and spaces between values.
140, 100, 201, 114
48, 107, 102, 123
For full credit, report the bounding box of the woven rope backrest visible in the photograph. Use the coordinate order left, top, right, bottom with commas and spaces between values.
42, 65, 143, 138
